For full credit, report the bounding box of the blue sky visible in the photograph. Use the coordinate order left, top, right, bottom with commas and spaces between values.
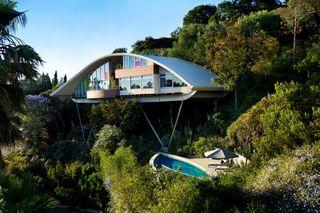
16, 0, 223, 79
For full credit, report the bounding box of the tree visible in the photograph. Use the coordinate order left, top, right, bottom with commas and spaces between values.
170, 24, 208, 66
183, 5, 217, 25
63, 74, 67, 83
278, 0, 320, 63
211, 26, 279, 111
112, 47, 127, 53
131, 36, 173, 53
0, 0, 43, 168
52, 70, 58, 87
0, 174, 59, 212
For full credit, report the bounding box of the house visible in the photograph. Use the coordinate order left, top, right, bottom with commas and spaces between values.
50, 53, 226, 102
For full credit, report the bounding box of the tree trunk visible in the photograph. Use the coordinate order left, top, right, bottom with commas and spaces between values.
0, 149, 5, 171
293, 16, 297, 64
234, 89, 238, 112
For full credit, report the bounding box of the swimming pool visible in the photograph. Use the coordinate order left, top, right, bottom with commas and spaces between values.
150, 153, 209, 177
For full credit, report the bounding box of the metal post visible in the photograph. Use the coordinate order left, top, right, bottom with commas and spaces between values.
75, 100, 86, 143
168, 100, 184, 149
139, 105, 165, 147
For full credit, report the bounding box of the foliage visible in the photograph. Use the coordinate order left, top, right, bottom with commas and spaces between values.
44, 139, 91, 164
4, 152, 30, 176
245, 142, 320, 211
227, 81, 319, 162
89, 99, 142, 133
131, 36, 173, 53
183, 4, 217, 25
235, 10, 282, 38
91, 125, 126, 158
170, 24, 208, 66
20, 73, 52, 95
112, 47, 127, 53
47, 161, 107, 209
22, 95, 58, 147
0, 173, 59, 212
212, 26, 279, 91
0, 0, 43, 145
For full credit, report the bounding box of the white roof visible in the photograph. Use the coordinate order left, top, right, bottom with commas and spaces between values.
51, 53, 220, 97
144, 55, 217, 89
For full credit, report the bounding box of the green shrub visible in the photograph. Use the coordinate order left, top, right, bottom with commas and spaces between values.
47, 161, 107, 209
89, 99, 142, 132
4, 152, 30, 176
91, 125, 126, 158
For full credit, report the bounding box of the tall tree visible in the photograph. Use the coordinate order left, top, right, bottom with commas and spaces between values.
279, 0, 320, 63
63, 74, 67, 83
0, 0, 43, 167
183, 5, 217, 25
211, 26, 279, 111
52, 70, 58, 87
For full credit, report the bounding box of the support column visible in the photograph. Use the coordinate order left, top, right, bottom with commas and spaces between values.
75, 100, 86, 143
139, 105, 165, 147
167, 100, 184, 149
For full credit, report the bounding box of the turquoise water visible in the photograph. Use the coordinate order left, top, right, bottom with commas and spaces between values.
154, 154, 208, 177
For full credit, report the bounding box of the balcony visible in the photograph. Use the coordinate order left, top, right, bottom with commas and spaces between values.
87, 90, 119, 99
115, 65, 155, 78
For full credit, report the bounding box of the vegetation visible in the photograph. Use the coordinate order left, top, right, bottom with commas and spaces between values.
0, 0, 320, 212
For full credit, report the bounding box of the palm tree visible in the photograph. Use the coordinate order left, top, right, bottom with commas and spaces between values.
0, 0, 43, 168
0, 173, 59, 212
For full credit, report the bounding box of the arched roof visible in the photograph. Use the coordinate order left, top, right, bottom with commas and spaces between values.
51, 53, 218, 97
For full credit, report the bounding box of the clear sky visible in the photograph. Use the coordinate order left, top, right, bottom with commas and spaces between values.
16, 0, 223, 79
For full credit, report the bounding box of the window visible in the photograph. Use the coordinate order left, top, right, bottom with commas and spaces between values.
120, 77, 130, 90
123, 56, 148, 69
130, 76, 141, 89
142, 75, 153, 88
160, 73, 173, 87
173, 76, 186, 87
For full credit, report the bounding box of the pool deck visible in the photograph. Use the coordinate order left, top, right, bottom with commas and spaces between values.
187, 158, 221, 176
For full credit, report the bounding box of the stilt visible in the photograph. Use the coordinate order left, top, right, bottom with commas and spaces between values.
139, 105, 165, 147
167, 100, 184, 149
75, 100, 86, 143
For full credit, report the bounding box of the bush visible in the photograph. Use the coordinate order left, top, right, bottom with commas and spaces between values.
89, 99, 142, 133
4, 152, 30, 176
91, 125, 126, 158
46, 161, 107, 209
44, 140, 91, 164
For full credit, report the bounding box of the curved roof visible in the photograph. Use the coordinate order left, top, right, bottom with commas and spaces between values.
51, 53, 219, 97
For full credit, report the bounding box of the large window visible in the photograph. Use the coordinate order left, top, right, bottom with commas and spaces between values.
74, 62, 110, 98
130, 76, 141, 89
141, 75, 153, 88
89, 63, 110, 90
123, 56, 148, 69
119, 75, 154, 91
160, 73, 186, 88
119, 77, 130, 90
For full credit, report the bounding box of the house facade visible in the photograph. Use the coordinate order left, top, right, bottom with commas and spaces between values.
51, 53, 226, 102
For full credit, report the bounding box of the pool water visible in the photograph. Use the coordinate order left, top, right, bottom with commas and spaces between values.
154, 154, 208, 177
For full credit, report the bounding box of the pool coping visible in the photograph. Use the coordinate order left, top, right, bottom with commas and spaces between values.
149, 152, 213, 177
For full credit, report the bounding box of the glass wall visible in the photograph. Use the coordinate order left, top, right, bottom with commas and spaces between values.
130, 76, 141, 89
123, 56, 148, 69
89, 62, 110, 90
119, 77, 130, 90
141, 75, 153, 88
119, 75, 153, 91
74, 62, 110, 98
160, 73, 186, 88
